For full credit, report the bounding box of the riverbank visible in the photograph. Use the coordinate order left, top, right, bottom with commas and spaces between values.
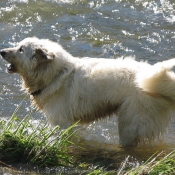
0, 116, 175, 175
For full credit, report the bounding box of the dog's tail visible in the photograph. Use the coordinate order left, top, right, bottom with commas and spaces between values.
136, 58, 175, 100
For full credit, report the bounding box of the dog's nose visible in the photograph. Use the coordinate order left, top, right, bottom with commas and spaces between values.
0, 50, 6, 57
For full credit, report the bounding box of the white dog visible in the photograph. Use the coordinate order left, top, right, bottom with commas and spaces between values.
1, 37, 175, 146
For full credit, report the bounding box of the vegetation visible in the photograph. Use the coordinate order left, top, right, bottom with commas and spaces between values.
0, 115, 76, 167
0, 114, 175, 174
123, 151, 175, 175
84, 151, 175, 175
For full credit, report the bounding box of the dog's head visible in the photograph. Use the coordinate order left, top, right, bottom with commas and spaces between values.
0, 37, 55, 74
0, 37, 73, 94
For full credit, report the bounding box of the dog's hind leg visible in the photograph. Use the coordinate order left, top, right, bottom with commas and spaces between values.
117, 93, 168, 146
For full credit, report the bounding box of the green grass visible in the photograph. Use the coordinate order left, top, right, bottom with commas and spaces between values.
0, 115, 76, 167
1, 113, 175, 175
147, 151, 175, 175
116, 151, 175, 175
84, 151, 175, 175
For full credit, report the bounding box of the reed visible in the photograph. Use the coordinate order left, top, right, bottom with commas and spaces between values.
0, 115, 76, 167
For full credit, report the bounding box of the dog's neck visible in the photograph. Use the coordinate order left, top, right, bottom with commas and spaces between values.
30, 67, 74, 97
30, 70, 63, 97
31, 88, 43, 96
30, 76, 55, 97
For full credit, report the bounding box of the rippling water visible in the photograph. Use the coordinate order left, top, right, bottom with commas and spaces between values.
1, 0, 175, 169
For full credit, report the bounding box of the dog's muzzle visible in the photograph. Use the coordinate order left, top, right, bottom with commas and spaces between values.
0, 50, 7, 58
0, 50, 18, 73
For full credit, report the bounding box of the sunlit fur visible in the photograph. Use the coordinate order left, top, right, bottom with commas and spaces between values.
1, 37, 175, 146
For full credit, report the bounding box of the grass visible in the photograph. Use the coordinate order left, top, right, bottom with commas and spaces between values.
0, 114, 175, 174
85, 151, 175, 175
139, 151, 175, 175
115, 151, 175, 175
0, 115, 76, 167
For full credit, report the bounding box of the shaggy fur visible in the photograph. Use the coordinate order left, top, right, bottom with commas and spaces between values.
1, 37, 175, 146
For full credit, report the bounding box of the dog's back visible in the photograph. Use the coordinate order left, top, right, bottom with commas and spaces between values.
1, 37, 175, 146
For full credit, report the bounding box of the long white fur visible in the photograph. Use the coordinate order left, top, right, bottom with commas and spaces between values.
1, 37, 175, 146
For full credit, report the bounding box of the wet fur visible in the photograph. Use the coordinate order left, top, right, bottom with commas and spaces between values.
1, 37, 175, 146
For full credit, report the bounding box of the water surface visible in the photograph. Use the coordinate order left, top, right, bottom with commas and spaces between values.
0, 0, 175, 172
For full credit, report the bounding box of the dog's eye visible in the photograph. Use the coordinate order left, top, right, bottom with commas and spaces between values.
19, 47, 24, 53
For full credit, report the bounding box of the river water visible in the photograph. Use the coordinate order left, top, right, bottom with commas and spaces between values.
0, 0, 175, 173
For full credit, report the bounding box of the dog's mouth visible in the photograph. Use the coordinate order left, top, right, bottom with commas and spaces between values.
7, 64, 18, 73
0, 50, 18, 73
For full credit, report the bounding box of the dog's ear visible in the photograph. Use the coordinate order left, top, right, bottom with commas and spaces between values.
35, 48, 54, 62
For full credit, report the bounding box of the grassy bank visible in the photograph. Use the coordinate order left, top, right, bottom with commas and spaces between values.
117, 151, 175, 175
0, 116, 175, 175
0, 115, 76, 167
87, 151, 175, 175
